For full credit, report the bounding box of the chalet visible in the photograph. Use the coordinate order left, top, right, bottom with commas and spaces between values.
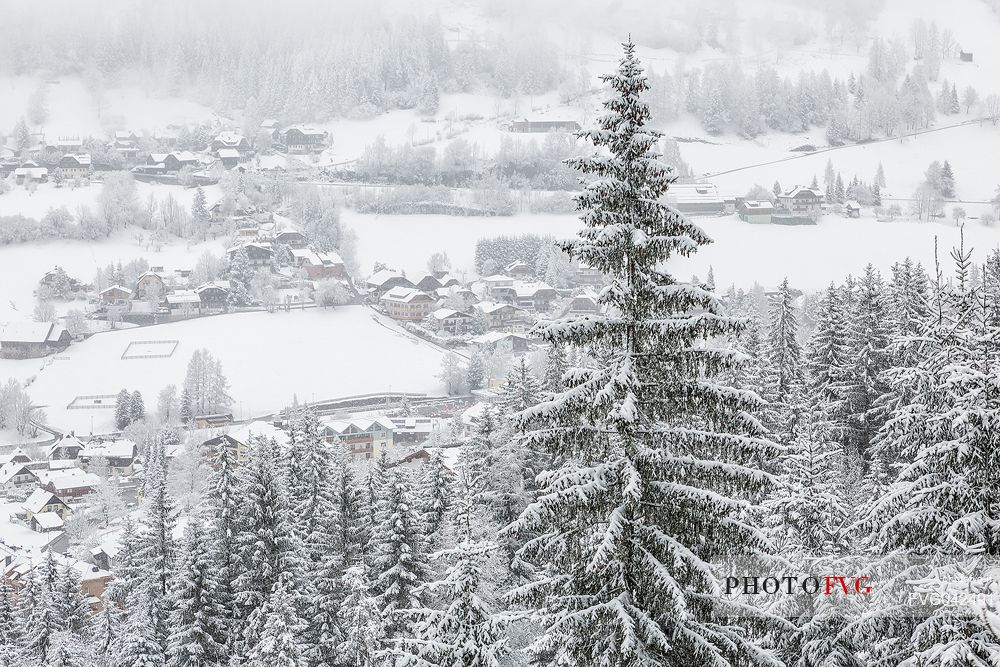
482, 274, 515, 301
469, 331, 532, 356
44, 470, 100, 499
48, 434, 85, 461
380, 287, 438, 321
562, 290, 600, 316
14, 162, 48, 184
366, 270, 415, 296
22, 488, 70, 523
737, 199, 774, 224
0, 449, 32, 466
960, 50, 974, 62
193, 413, 234, 429
79, 438, 137, 475
260, 119, 280, 138
148, 151, 200, 172
504, 260, 534, 279
0, 322, 71, 359
472, 301, 524, 330
389, 416, 440, 445
0, 461, 37, 495
165, 290, 201, 317
665, 182, 726, 216
5, 552, 112, 609
279, 125, 328, 153
100, 284, 132, 306
211, 131, 252, 159
221, 421, 292, 462
217, 149, 241, 169
776, 186, 824, 217
437, 287, 480, 310
414, 274, 443, 292
845, 200, 862, 218
49, 137, 84, 153
575, 260, 604, 286
195, 282, 230, 313
427, 308, 473, 335
273, 229, 310, 249
57, 154, 91, 180
290, 248, 346, 280
510, 118, 582, 133
322, 416, 395, 460
135, 270, 165, 300
512, 281, 558, 311
227, 242, 274, 268
109, 131, 142, 160
437, 274, 461, 288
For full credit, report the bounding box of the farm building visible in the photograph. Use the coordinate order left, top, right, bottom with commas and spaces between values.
0, 321, 71, 359
665, 182, 726, 216
737, 199, 774, 224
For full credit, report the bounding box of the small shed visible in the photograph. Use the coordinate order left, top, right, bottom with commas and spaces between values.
960, 51, 973, 62
845, 200, 861, 218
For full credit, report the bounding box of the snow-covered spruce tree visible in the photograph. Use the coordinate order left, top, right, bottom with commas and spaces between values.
500, 356, 542, 416
543, 342, 569, 394
166, 515, 228, 667
233, 435, 305, 653
0, 578, 25, 664
459, 404, 498, 505
244, 583, 307, 667
286, 410, 344, 667
842, 264, 892, 462
504, 40, 780, 665
337, 566, 381, 667
115, 388, 133, 430
205, 435, 240, 652
805, 284, 852, 450
863, 241, 1000, 665
112, 594, 166, 667
392, 477, 508, 667
134, 430, 177, 647
332, 445, 368, 567
763, 277, 805, 444
419, 450, 452, 540
369, 468, 431, 651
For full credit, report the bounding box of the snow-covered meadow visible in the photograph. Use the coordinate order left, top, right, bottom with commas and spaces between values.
5, 307, 448, 435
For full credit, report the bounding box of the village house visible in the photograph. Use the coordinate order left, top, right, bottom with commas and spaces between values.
469, 331, 532, 356
414, 274, 443, 292
0, 461, 37, 495
134, 270, 166, 301
227, 242, 274, 268
427, 308, 473, 335
211, 131, 253, 160
504, 260, 534, 279
435, 273, 461, 287
562, 290, 601, 316
0, 449, 32, 466
322, 416, 395, 460
380, 287, 438, 321
193, 413, 234, 429
165, 290, 201, 317
147, 151, 200, 172
389, 416, 441, 446
79, 438, 138, 476
290, 248, 346, 280
472, 301, 524, 330
575, 260, 604, 286
0, 322, 71, 359
737, 199, 775, 224
100, 284, 133, 306
666, 182, 727, 216
48, 137, 84, 153
109, 131, 142, 161
43, 469, 100, 500
366, 269, 415, 296
845, 200, 862, 218
437, 286, 480, 310
5, 552, 113, 609
776, 185, 824, 217
279, 125, 329, 153
216, 149, 241, 169
22, 488, 70, 528
217, 421, 292, 463
512, 281, 559, 311
482, 274, 515, 301
509, 118, 582, 133
48, 434, 85, 461
195, 282, 230, 313
260, 119, 280, 138
57, 154, 91, 180
14, 161, 48, 184
274, 229, 310, 249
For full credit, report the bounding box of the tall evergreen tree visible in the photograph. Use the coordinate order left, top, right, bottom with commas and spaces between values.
504, 40, 780, 666
763, 277, 805, 442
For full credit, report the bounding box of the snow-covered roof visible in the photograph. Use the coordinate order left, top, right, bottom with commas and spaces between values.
429, 308, 470, 321
14, 166, 47, 178
845, 200, 862, 209
513, 281, 555, 298
166, 290, 201, 304
0, 321, 65, 344
22, 488, 65, 514
483, 274, 514, 284
666, 182, 723, 204
100, 284, 132, 295
322, 415, 395, 435
195, 281, 230, 294
227, 420, 290, 448
740, 200, 774, 211
474, 301, 519, 315
283, 124, 326, 137
381, 286, 433, 303
0, 448, 31, 465
469, 331, 529, 346
214, 131, 246, 146
217, 148, 241, 159
38, 470, 100, 491
32, 512, 64, 530
367, 269, 406, 287
80, 439, 136, 460
48, 434, 84, 457
0, 461, 34, 484
779, 185, 823, 199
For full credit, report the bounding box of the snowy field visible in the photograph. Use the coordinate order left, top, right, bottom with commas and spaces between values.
0, 182, 223, 220
0, 231, 228, 320
0, 307, 448, 434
